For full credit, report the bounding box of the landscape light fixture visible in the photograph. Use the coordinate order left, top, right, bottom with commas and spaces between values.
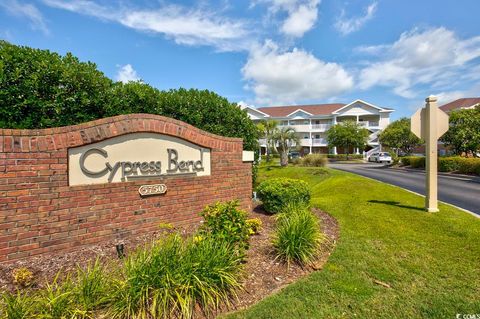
116, 243, 125, 259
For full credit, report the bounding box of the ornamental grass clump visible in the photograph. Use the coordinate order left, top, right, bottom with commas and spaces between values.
73, 258, 110, 315
36, 273, 78, 319
272, 204, 323, 267
300, 154, 327, 167
107, 234, 243, 319
0, 290, 36, 319
256, 178, 311, 213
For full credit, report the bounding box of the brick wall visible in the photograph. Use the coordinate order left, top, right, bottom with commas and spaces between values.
0, 114, 252, 262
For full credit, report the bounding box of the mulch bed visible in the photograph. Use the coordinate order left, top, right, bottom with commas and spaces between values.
0, 205, 339, 317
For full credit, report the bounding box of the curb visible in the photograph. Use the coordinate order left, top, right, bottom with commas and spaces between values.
388, 166, 480, 183
330, 167, 480, 219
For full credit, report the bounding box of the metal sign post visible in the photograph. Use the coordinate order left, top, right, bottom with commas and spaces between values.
411, 96, 449, 212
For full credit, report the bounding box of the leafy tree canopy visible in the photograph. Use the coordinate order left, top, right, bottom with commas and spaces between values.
379, 117, 421, 155
326, 120, 369, 156
440, 108, 480, 156
0, 41, 257, 151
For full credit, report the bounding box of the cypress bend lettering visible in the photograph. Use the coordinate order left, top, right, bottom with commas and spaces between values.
79, 148, 205, 182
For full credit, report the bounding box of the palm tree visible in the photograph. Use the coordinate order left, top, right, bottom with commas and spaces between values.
273, 126, 300, 166
257, 120, 278, 161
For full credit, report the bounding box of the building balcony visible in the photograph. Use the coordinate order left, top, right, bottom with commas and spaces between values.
312, 138, 328, 146
311, 123, 331, 131
358, 121, 380, 128
298, 138, 328, 146
287, 124, 311, 132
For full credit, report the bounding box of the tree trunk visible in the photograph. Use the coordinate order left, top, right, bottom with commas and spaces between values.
280, 151, 289, 167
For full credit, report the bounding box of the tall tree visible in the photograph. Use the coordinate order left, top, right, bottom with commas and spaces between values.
379, 117, 421, 155
0, 41, 258, 151
440, 108, 480, 157
273, 127, 300, 166
256, 120, 278, 161
0, 40, 112, 128
326, 120, 369, 160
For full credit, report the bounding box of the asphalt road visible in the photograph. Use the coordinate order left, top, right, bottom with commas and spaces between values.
329, 163, 480, 216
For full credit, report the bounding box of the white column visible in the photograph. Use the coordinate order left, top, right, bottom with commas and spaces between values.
355, 147, 360, 155
309, 132, 312, 154
332, 116, 337, 155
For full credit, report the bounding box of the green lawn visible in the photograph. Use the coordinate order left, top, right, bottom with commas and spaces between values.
226, 164, 480, 319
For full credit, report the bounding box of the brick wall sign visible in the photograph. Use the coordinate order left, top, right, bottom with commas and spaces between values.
0, 114, 254, 262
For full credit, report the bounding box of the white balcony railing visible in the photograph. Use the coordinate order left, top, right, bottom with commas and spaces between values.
312, 138, 327, 145
288, 124, 311, 131
300, 139, 312, 146
358, 121, 380, 128
311, 124, 331, 131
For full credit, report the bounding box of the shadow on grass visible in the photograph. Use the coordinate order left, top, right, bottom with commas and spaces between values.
368, 200, 425, 212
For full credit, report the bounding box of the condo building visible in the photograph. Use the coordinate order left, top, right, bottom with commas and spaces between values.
243, 100, 394, 156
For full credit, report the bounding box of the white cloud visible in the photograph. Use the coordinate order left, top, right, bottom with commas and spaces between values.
242, 40, 353, 105
42, 0, 251, 51
435, 91, 467, 105
359, 27, 480, 98
0, 0, 49, 34
255, 0, 320, 37
335, 2, 377, 36
116, 64, 140, 83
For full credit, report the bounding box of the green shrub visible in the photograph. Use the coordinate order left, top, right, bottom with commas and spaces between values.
256, 178, 311, 214
327, 154, 364, 160
0, 290, 36, 319
438, 157, 461, 172
457, 158, 480, 175
401, 156, 425, 168
401, 156, 480, 175
246, 218, 262, 235
12, 267, 34, 287
272, 205, 323, 266
300, 154, 327, 167
107, 234, 243, 319
410, 157, 425, 168
0, 41, 258, 152
199, 200, 250, 250
390, 154, 400, 165
400, 156, 411, 166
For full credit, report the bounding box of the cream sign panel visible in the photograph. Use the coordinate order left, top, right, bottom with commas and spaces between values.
68, 132, 211, 186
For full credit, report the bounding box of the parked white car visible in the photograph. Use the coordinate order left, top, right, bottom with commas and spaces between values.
369, 152, 392, 163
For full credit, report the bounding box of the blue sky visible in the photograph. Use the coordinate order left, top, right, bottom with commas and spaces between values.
1, 0, 480, 119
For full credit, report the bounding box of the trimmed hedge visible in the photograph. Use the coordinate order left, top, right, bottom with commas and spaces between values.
327, 154, 364, 160
256, 178, 311, 213
400, 156, 480, 175
400, 156, 425, 168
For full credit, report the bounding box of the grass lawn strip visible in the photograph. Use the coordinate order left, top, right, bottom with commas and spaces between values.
225, 164, 480, 319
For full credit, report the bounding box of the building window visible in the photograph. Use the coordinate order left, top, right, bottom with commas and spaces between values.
304, 134, 309, 139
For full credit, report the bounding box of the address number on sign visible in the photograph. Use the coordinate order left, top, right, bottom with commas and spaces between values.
138, 184, 167, 196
